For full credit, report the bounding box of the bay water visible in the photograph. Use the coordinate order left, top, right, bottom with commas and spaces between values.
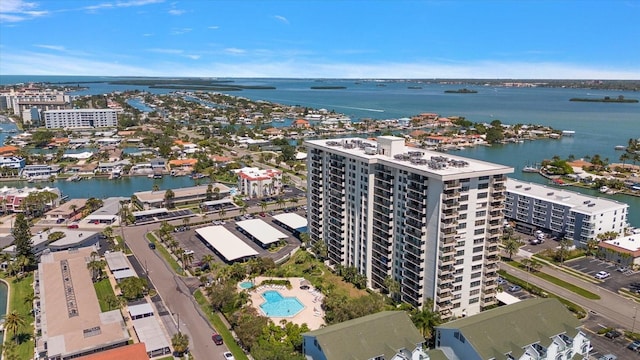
0, 76, 638, 225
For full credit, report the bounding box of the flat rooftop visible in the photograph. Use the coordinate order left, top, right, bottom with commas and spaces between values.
45, 198, 87, 217
272, 213, 308, 231
131, 316, 171, 354
39, 248, 129, 358
105, 251, 131, 272
507, 178, 628, 214
602, 233, 640, 253
195, 226, 258, 261
305, 137, 513, 179
236, 219, 288, 246
134, 183, 230, 202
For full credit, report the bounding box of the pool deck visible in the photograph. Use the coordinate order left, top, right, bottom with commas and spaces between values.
245, 276, 325, 330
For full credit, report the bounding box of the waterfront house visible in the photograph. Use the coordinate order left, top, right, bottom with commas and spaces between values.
97, 160, 130, 173
44, 198, 87, 223
0, 145, 19, 156
0, 156, 26, 170
292, 118, 310, 129
0, 186, 62, 213
20, 164, 61, 179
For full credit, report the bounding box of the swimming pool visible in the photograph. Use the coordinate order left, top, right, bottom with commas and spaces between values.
259, 290, 304, 317
239, 281, 254, 289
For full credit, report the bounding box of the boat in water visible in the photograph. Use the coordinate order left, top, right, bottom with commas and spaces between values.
599, 186, 610, 193
522, 164, 540, 173
615, 145, 626, 150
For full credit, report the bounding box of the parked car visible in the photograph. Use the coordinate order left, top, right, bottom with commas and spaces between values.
496, 277, 507, 285
627, 340, 640, 351
223, 352, 235, 360
507, 285, 522, 292
67, 223, 79, 229
594, 271, 610, 280
617, 266, 630, 272
604, 329, 621, 339
211, 333, 223, 345
148, 242, 156, 250
598, 354, 617, 360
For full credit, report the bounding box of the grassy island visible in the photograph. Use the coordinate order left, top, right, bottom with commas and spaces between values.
444, 88, 478, 94
569, 95, 638, 103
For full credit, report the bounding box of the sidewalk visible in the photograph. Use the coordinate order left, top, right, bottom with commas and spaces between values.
504, 250, 636, 331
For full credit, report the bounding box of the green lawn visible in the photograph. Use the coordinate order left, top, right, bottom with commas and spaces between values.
146, 233, 184, 275
93, 278, 116, 312
7, 274, 36, 360
506, 260, 600, 300
193, 290, 249, 360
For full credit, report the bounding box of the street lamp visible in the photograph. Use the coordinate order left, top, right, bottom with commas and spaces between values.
633, 306, 638, 334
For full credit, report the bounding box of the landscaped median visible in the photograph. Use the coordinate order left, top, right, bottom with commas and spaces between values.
505, 260, 600, 300
146, 233, 185, 275
498, 270, 587, 319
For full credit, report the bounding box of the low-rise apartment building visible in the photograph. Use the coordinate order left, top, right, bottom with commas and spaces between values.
234, 167, 283, 199
505, 179, 628, 246
43, 109, 118, 128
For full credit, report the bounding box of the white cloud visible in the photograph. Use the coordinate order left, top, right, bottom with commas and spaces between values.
147, 48, 183, 54
207, 25, 219, 30
274, 15, 289, 24
1, 50, 638, 80
224, 48, 246, 55
168, 9, 185, 15
0, 0, 48, 22
34, 44, 66, 51
143, 33, 154, 37
171, 27, 192, 35
84, 0, 164, 11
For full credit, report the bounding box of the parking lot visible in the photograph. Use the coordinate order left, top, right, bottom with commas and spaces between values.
498, 276, 534, 301
170, 208, 305, 268
582, 310, 639, 359
565, 257, 640, 293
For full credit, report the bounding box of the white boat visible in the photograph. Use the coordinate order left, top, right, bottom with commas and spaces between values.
272, 117, 285, 123
599, 186, 610, 193
522, 164, 539, 173
615, 145, 626, 150
562, 130, 575, 136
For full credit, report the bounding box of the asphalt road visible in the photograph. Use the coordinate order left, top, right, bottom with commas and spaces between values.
123, 224, 228, 360
500, 261, 637, 332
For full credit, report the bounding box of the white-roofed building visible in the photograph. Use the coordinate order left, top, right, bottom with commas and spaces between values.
272, 213, 308, 236
105, 251, 131, 272
599, 232, 640, 267
195, 226, 258, 262
128, 303, 154, 320
236, 219, 289, 248
131, 317, 171, 358
133, 184, 231, 209
505, 178, 629, 247
2, 228, 100, 256
233, 167, 282, 199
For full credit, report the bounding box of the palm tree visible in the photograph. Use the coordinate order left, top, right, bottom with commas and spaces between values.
556, 239, 573, 265
384, 275, 401, 301
219, 207, 226, 218
276, 197, 286, 209
171, 332, 190, 356
182, 252, 194, 268
23, 292, 39, 312
411, 299, 442, 345
164, 189, 175, 208
260, 201, 268, 212
168, 239, 179, 252
2, 311, 26, 344
585, 239, 599, 257
503, 236, 522, 260
239, 204, 248, 216
202, 254, 214, 271
87, 258, 106, 282
620, 152, 631, 170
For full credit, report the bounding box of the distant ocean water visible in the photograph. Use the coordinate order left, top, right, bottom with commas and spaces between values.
1, 75, 640, 226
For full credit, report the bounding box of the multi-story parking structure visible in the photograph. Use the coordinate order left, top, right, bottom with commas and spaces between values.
305, 136, 513, 318
505, 179, 628, 246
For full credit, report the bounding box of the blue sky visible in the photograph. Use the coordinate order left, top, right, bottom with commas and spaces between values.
1, 0, 639, 79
